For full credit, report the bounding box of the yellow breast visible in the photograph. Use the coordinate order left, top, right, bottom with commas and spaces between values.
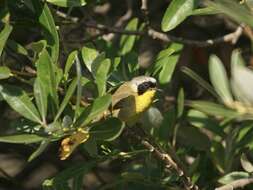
135, 89, 156, 114
112, 89, 156, 126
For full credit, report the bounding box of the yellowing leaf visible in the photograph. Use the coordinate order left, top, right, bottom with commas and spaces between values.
59, 128, 89, 160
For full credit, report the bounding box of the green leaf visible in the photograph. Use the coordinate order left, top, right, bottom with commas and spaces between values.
231, 49, 245, 67
54, 161, 96, 182
230, 50, 250, 105
32, 1, 59, 64
159, 55, 179, 85
0, 24, 12, 57
90, 118, 125, 141
209, 55, 233, 105
152, 44, 182, 84
46, 0, 86, 7
208, 0, 253, 28
0, 84, 42, 123
95, 58, 111, 96
120, 18, 138, 55
7, 40, 28, 56
218, 171, 250, 185
231, 54, 253, 105
54, 78, 78, 121
159, 107, 176, 141
82, 137, 98, 157
74, 94, 112, 127
177, 88, 184, 118
36, 47, 59, 115
177, 125, 211, 150
0, 134, 45, 144
34, 79, 48, 122
211, 141, 226, 173
181, 66, 218, 98
74, 56, 82, 121
191, 7, 221, 15
73, 173, 84, 190
81, 45, 98, 72
64, 50, 78, 80
161, 0, 196, 32
241, 153, 253, 173
187, 109, 225, 137
188, 101, 239, 118
31, 40, 47, 54
28, 140, 50, 161
91, 53, 106, 75
0, 66, 11, 80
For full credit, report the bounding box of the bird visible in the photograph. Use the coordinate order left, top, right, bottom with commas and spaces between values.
111, 76, 157, 126
59, 76, 157, 160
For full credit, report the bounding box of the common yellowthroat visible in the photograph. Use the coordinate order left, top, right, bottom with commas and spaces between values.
112, 76, 157, 126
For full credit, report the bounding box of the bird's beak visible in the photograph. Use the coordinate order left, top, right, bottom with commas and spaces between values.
156, 88, 163, 92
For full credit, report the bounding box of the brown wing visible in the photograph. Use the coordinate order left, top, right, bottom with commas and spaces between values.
112, 82, 136, 109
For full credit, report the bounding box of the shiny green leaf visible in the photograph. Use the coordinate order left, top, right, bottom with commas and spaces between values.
74, 94, 112, 127
0, 66, 11, 80
7, 40, 28, 56
209, 55, 233, 105
192, 7, 221, 15
188, 101, 239, 118
64, 50, 78, 80
231, 54, 253, 105
95, 58, 111, 96
152, 44, 182, 85
34, 78, 48, 122
54, 78, 78, 121
81, 45, 98, 72
28, 140, 50, 161
0, 84, 42, 123
208, 0, 253, 28
218, 171, 250, 185
32, 1, 59, 64
0, 134, 45, 144
187, 109, 225, 137
177, 88, 184, 118
120, 18, 138, 55
0, 24, 12, 57
159, 55, 179, 84
36, 47, 59, 114
241, 153, 253, 173
90, 118, 125, 141
181, 66, 218, 98
161, 0, 196, 32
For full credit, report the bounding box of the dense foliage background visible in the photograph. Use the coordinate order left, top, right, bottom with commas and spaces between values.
1, 0, 253, 189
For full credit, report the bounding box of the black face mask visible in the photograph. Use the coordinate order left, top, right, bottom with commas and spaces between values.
137, 81, 157, 95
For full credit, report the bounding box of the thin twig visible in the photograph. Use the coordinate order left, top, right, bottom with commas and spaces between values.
126, 127, 199, 190
141, 140, 199, 190
215, 177, 253, 190
83, 22, 244, 47
140, 0, 149, 26
104, 0, 133, 41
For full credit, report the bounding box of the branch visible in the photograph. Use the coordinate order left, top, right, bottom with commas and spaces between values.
104, 0, 133, 41
141, 140, 199, 190
125, 127, 199, 190
84, 22, 244, 47
215, 177, 253, 190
